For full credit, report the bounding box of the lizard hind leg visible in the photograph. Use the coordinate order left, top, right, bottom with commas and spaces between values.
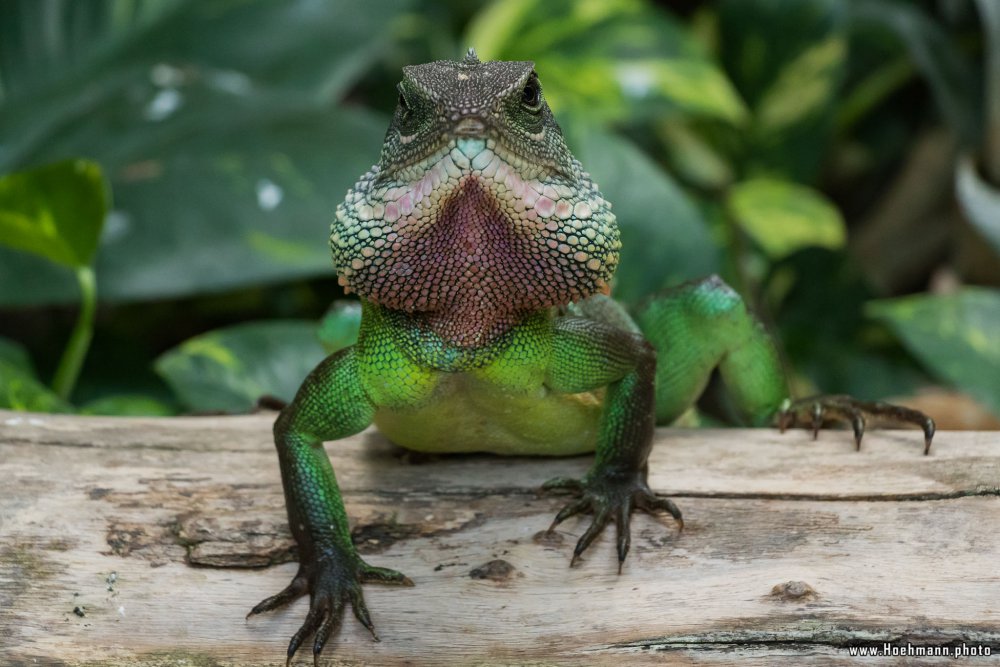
635, 275, 788, 425
634, 276, 935, 453
778, 395, 936, 455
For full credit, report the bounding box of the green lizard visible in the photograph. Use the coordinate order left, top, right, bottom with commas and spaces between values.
249, 50, 935, 663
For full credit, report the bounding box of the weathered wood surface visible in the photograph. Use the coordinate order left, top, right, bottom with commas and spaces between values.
1, 410, 998, 666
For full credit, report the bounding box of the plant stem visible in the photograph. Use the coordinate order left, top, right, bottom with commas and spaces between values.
52, 266, 97, 401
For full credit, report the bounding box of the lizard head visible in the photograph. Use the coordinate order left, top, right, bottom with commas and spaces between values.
331, 50, 620, 346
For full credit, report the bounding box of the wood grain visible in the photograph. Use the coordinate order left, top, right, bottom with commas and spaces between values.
1, 410, 998, 665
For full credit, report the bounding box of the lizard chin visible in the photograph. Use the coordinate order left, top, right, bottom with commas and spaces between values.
332, 143, 620, 348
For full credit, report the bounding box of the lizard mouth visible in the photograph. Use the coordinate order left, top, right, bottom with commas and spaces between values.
332, 142, 619, 347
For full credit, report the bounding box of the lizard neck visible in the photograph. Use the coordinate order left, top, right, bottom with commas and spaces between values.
360, 300, 550, 371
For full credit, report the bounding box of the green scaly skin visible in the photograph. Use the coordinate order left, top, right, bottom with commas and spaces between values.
249, 51, 936, 664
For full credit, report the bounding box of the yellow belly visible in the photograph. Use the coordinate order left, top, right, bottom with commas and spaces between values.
373, 373, 603, 456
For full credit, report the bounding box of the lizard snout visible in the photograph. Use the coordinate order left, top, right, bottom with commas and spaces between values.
453, 116, 487, 137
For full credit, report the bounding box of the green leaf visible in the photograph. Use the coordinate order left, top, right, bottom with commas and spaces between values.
0, 336, 33, 374
728, 178, 846, 259
466, 0, 746, 124
127, 0, 404, 97
0, 0, 404, 117
569, 124, 719, 304
0, 344, 73, 413
718, 0, 847, 180
0, 0, 179, 102
317, 301, 362, 355
956, 154, 1000, 256
0, 0, 408, 306
97, 107, 387, 302
868, 288, 1000, 416
79, 394, 177, 417
0, 159, 108, 268
155, 320, 326, 413
0, 107, 387, 306
754, 37, 846, 133
848, 0, 980, 144
612, 57, 746, 124
657, 120, 734, 191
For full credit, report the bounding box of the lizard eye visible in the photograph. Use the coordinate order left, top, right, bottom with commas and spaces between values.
397, 85, 410, 116
521, 76, 541, 110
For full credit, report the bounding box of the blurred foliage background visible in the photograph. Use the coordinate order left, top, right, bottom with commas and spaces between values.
1, 0, 998, 427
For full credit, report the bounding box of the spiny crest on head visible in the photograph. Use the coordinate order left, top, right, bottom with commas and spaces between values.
463, 47, 480, 66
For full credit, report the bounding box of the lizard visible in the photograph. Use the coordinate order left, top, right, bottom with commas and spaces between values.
248, 49, 936, 664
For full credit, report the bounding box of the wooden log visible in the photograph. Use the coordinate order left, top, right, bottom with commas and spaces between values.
1, 410, 998, 665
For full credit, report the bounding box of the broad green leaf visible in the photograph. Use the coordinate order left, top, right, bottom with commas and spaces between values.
0, 107, 387, 305
79, 394, 177, 416
956, 154, 1000, 256
0, 0, 407, 172
155, 320, 326, 413
0, 336, 33, 374
615, 58, 747, 124
95, 107, 386, 302
868, 288, 1000, 415
0, 160, 108, 268
719, 0, 845, 106
848, 0, 980, 144
755, 37, 846, 133
0, 0, 408, 306
0, 0, 403, 111
0, 0, 179, 102
125, 0, 400, 97
466, 0, 746, 123
0, 358, 72, 413
657, 120, 734, 191
728, 178, 845, 259
317, 301, 362, 355
718, 0, 847, 180
568, 124, 719, 304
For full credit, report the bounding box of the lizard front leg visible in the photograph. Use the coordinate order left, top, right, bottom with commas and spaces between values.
543, 316, 682, 572
248, 347, 412, 665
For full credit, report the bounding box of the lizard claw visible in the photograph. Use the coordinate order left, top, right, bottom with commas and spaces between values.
543, 470, 682, 571
778, 395, 935, 454
248, 554, 411, 663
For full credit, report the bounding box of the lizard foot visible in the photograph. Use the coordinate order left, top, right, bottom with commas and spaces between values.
777, 394, 935, 455
248, 553, 412, 665
542, 470, 682, 573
